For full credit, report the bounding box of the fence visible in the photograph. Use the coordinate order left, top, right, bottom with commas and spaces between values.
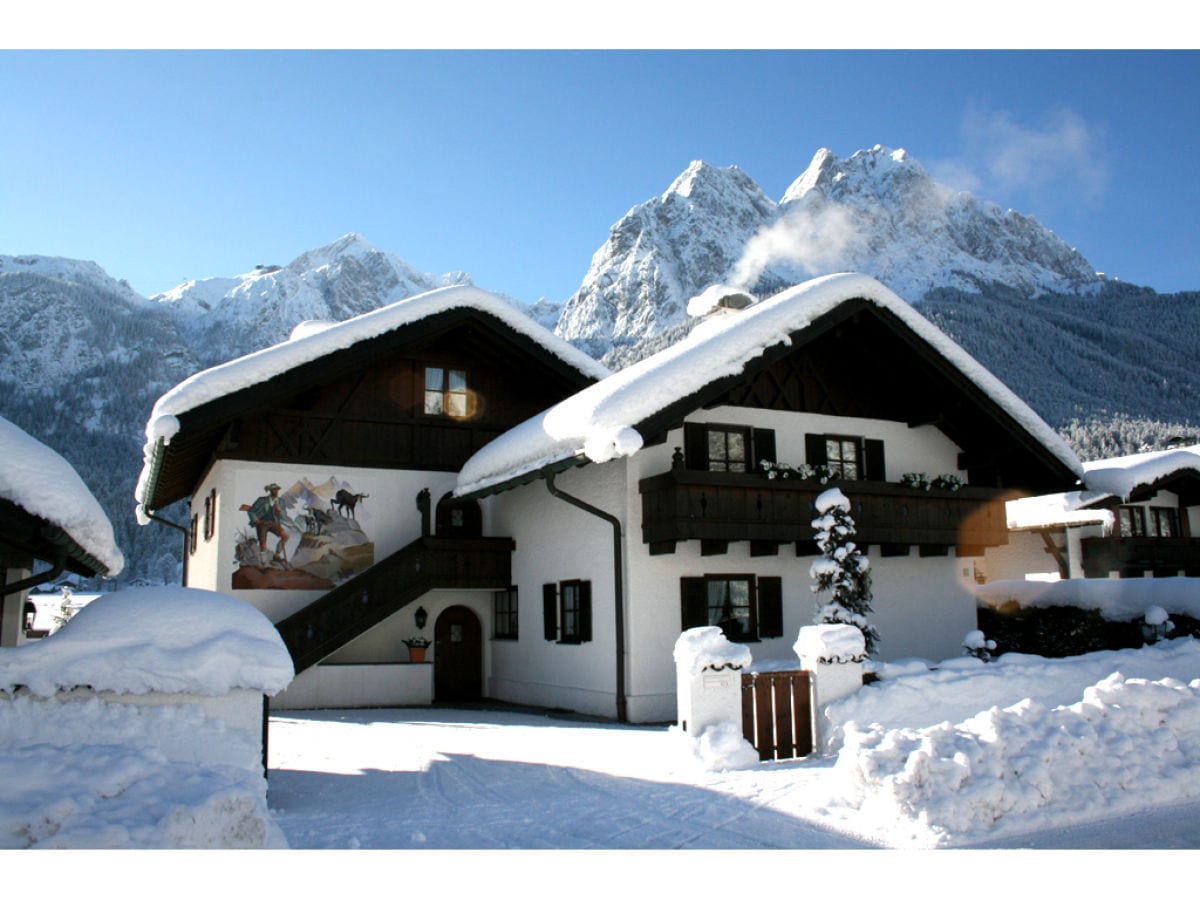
740, 669, 814, 761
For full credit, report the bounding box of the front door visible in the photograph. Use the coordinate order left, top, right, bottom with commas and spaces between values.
434, 605, 483, 702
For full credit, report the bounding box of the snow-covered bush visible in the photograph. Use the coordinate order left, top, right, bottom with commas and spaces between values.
962, 629, 997, 662
809, 488, 878, 656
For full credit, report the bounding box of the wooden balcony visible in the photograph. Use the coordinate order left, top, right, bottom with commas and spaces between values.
1081, 536, 1200, 577
638, 469, 1009, 554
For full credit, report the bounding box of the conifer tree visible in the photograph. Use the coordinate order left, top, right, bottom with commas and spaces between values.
809, 487, 879, 655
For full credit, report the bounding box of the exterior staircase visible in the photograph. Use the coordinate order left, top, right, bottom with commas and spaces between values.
274, 535, 514, 674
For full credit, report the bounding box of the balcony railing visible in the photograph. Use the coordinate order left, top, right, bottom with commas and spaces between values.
638, 469, 1009, 553
1081, 536, 1200, 577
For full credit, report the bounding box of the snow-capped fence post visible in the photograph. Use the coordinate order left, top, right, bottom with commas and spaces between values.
795, 624, 865, 750
674, 626, 751, 735
673, 627, 759, 769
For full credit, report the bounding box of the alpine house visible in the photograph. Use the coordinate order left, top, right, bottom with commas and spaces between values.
136, 275, 1082, 722
455, 273, 1081, 722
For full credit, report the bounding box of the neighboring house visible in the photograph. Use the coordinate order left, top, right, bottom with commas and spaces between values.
0, 416, 123, 646
136, 276, 1081, 723
985, 443, 1200, 582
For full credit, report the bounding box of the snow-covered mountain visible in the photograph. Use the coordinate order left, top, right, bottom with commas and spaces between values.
152, 233, 473, 365
555, 146, 1104, 360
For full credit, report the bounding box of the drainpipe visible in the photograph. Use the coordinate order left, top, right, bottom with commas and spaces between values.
545, 473, 627, 723
0, 554, 65, 598
145, 511, 191, 585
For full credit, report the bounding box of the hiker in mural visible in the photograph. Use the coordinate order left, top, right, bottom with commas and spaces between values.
241, 483, 295, 564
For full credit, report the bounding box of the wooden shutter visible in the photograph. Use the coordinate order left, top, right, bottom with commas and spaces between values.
578, 581, 592, 643
752, 428, 776, 468
683, 422, 707, 470
805, 433, 827, 466
864, 439, 886, 481
757, 576, 783, 638
680, 577, 708, 629
542, 583, 557, 641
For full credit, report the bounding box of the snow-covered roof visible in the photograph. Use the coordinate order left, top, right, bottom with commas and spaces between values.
135, 285, 610, 519
456, 273, 1083, 497
0, 415, 124, 576
1081, 443, 1200, 501
1006, 491, 1115, 531
0, 586, 293, 697
1006, 443, 1200, 530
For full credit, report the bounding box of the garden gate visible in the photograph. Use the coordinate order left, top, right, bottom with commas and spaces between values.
740, 669, 814, 761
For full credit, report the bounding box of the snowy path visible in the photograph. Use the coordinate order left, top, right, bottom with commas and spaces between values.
266, 704, 1200, 851
266, 707, 874, 850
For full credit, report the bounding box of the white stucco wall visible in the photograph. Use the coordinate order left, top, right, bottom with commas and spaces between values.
982, 530, 1064, 582
483, 461, 627, 720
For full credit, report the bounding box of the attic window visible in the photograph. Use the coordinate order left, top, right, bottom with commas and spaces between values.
424, 367, 470, 418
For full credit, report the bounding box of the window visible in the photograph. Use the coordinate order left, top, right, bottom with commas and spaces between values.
1118, 506, 1146, 537
706, 426, 750, 473
805, 433, 886, 481
493, 586, 518, 640
680, 575, 783, 642
683, 423, 776, 473
203, 489, 217, 541
189, 514, 199, 555
542, 580, 592, 643
825, 436, 861, 480
424, 366, 470, 418
1149, 506, 1179, 537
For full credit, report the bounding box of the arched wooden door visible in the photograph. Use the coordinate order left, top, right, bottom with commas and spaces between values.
434, 605, 483, 702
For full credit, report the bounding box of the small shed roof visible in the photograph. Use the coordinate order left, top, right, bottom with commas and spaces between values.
0, 416, 123, 577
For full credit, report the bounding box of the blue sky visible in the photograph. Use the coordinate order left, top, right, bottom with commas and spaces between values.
2, 48, 1198, 302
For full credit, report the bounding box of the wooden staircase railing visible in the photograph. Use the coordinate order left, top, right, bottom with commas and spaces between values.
274, 535, 515, 674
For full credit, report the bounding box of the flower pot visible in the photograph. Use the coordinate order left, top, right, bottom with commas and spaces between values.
408, 647, 427, 663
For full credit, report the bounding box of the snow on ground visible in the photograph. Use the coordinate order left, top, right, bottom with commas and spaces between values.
1, 587, 291, 849
267, 638, 1200, 852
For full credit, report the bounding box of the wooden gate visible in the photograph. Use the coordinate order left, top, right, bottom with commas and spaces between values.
741, 670, 814, 761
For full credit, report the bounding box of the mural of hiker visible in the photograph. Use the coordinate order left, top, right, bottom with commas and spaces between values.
233, 474, 375, 591
241, 483, 294, 565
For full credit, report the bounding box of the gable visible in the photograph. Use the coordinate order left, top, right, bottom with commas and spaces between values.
141, 307, 602, 513
636, 300, 1077, 493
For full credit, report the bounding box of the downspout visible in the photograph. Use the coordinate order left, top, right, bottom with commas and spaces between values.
545, 472, 627, 723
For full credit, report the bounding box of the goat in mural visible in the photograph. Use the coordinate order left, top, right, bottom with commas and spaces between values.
333, 489, 368, 519
301, 506, 334, 535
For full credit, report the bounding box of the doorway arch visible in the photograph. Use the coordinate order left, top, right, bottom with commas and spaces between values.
434, 605, 483, 702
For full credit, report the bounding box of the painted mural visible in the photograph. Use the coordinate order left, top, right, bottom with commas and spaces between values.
232, 476, 375, 590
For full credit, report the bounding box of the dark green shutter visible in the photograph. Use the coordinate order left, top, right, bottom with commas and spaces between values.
805, 433, 827, 466
864, 439, 886, 481
757, 576, 783, 638
680, 577, 708, 629
578, 581, 592, 643
752, 428, 776, 469
542, 583, 557, 641
684, 422, 706, 470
